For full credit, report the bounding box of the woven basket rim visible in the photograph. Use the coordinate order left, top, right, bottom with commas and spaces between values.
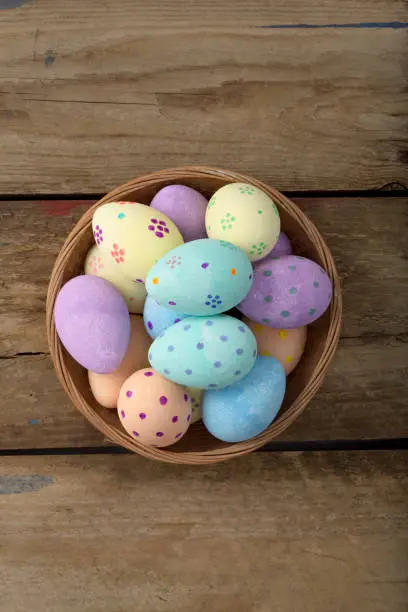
46, 166, 342, 464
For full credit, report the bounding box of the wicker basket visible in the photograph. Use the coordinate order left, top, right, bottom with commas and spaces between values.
46, 166, 342, 464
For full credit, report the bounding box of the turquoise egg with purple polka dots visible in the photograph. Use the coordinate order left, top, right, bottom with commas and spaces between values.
143, 295, 189, 339
148, 315, 257, 389
145, 239, 253, 316
203, 356, 286, 442
238, 255, 333, 328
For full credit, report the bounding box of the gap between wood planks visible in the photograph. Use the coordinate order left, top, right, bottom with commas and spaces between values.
0, 187, 407, 200
2, 330, 408, 361
0, 439, 407, 456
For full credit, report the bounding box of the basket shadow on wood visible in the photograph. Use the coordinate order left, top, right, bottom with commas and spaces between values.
46, 167, 342, 464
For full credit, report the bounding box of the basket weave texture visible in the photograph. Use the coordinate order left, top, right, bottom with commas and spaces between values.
46, 166, 342, 464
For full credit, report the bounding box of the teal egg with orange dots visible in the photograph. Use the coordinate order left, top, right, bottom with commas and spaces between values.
145, 239, 253, 316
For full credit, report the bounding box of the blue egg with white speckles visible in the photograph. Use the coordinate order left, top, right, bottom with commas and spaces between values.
202, 356, 286, 442
143, 295, 188, 339
145, 239, 253, 315
149, 315, 257, 389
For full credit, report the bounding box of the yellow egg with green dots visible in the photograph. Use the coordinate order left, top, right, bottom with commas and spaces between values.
205, 183, 281, 262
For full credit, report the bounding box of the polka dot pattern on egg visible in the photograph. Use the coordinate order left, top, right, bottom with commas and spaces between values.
145, 238, 253, 316
238, 255, 332, 328
117, 368, 192, 448
149, 315, 257, 389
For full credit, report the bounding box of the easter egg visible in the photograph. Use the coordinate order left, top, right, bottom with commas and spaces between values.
238, 255, 333, 328
243, 318, 306, 375
256, 231, 293, 264
185, 387, 203, 423
54, 275, 130, 373
146, 239, 253, 316
117, 368, 192, 447
149, 315, 257, 389
88, 315, 152, 408
92, 201, 183, 282
143, 295, 188, 340
85, 245, 146, 313
151, 185, 208, 242
205, 183, 280, 261
202, 356, 286, 442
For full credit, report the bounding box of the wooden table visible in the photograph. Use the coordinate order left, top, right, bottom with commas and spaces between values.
0, 1, 407, 610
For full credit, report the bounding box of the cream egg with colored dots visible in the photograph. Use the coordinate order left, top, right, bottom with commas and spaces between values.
243, 318, 307, 375
117, 368, 192, 447
85, 245, 147, 313
205, 183, 280, 262
92, 201, 184, 282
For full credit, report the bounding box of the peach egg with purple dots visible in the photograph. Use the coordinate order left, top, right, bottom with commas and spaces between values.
117, 368, 192, 447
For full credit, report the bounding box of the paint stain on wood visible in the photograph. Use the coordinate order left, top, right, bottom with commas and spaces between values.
398, 150, 408, 165
44, 49, 56, 66
0, 0, 32, 8
40, 200, 93, 216
0, 475, 55, 495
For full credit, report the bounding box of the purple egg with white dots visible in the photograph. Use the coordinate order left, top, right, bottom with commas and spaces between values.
148, 315, 257, 389
238, 255, 333, 328
143, 295, 189, 339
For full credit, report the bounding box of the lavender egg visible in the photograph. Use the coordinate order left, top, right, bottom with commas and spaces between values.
151, 185, 208, 242
54, 275, 131, 373
256, 232, 292, 264
238, 255, 332, 328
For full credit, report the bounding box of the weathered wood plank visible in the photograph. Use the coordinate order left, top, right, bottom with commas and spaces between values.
1, 334, 407, 449
0, 452, 407, 611
2, 0, 407, 27
1, 197, 407, 357
1, 197, 407, 449
0, 200, 91, 356
0, 0, 407, 192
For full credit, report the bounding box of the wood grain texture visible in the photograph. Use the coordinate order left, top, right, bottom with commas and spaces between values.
1, 335, 407, 449
0, 452, 407, 611
2, 197, 407, 356
0, 0, 407, 192
1, 197, 407, 449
